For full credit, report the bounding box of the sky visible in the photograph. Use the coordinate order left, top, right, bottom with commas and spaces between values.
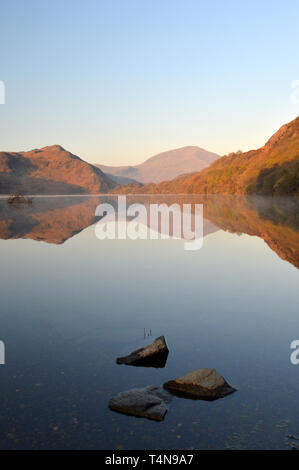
0, 0, 299, 165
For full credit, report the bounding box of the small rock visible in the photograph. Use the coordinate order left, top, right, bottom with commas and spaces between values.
163, 368, 236, 400
116, 336, 169, 368
109, 385, 172, 421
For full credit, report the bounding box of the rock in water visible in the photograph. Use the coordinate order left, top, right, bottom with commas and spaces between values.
163, 368, 236, 400
109, 385, 172, 421
116, 336, 169, 368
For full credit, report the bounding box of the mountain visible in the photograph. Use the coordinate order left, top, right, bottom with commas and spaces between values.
116, 117, 299, 195
95, 146, 219, 184
2, 117, 297, 196
0, 145, 116, 194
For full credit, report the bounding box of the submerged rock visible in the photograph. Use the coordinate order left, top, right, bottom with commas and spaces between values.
163, 368, 236, 401
116, 336, 169, 368
109, 385, 172, 421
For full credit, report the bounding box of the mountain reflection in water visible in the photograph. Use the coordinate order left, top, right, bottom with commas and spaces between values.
0, 195, 298, 269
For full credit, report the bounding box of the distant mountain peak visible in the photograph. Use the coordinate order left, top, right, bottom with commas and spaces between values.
95, 145, 220, 184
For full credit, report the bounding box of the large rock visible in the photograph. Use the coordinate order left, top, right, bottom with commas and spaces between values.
116, 336, 169, 368
163, 368, 236, 401
109, 385, 172, 421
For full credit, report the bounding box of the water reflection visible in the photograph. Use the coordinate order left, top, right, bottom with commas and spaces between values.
202, 195, 299, 269
0, 195, 298, 268
0, 196, 99, 244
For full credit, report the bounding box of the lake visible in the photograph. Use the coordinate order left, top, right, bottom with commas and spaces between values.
0, 195, 298, 449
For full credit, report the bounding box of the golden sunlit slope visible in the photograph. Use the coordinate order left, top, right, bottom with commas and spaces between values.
115, 117, 299, 195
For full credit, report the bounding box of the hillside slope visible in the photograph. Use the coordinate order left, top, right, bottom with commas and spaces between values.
0, 145, 115, 194
116, 117, 299, 195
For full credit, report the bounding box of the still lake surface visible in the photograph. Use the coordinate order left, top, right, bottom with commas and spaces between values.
0, 195, 298, 449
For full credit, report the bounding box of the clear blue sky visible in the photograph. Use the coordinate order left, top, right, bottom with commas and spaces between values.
0, 0, 298, 165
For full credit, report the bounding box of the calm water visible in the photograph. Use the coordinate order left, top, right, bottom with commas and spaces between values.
0, 195, 298, 449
